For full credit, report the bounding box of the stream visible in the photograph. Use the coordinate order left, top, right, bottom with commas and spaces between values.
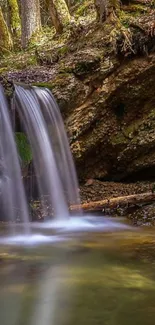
0, 223, 155, 325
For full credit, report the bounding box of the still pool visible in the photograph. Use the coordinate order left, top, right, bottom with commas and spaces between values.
0, 225, 155, 325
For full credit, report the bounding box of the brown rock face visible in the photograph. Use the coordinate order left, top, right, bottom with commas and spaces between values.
67, 55, 155, 182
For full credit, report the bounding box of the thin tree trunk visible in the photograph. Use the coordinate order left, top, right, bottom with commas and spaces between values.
0, 6, 13, 52
70, 192, 155, 212
21, 0, 41, 48
94, 0, 119, 23
48, 0, 63, 33
8, 0, 21, 37
48, 0, 70, 33
65, 0, 71, 10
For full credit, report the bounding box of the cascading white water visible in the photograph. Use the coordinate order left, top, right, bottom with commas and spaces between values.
15, 85, 72, 219
0, 83, 132, 246
33, 87, 81, 208
0, 85, 29, 232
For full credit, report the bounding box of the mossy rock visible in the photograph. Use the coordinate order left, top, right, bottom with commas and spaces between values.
60, 49, 101, 78
73, 57, 101, 76
15, 132, 32, 164
31, 82, 53, 89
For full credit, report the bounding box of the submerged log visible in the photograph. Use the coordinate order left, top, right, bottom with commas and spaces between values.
71, 192, 155, 212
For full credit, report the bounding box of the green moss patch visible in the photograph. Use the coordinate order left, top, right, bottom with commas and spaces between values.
15, 132, 32, 164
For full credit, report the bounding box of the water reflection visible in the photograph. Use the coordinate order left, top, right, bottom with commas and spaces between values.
0, 229, 155, 325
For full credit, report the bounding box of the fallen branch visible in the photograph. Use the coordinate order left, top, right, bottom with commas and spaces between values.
70, 192, 155, 212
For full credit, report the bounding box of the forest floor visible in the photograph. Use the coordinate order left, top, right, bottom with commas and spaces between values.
0, 0, 96, 76
1, 0, 154, 83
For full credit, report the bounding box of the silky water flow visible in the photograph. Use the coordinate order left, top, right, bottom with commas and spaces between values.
0, 84, 131, 245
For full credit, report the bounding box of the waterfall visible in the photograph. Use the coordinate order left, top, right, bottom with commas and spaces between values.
14, 85, 81, 220
0, 83, 131, 245
33, 87, 81, 208
0, 85, 29, 231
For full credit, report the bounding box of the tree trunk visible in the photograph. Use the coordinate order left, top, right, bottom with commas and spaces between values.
48, 0, 70, 34
65, 0, 71, 10
8, 0, 21, 37
21, 0, 41, 48
0, 6, 13, 52
71, 192, 155, 212
94, 0, 119, 22
48, 0, 63, 33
